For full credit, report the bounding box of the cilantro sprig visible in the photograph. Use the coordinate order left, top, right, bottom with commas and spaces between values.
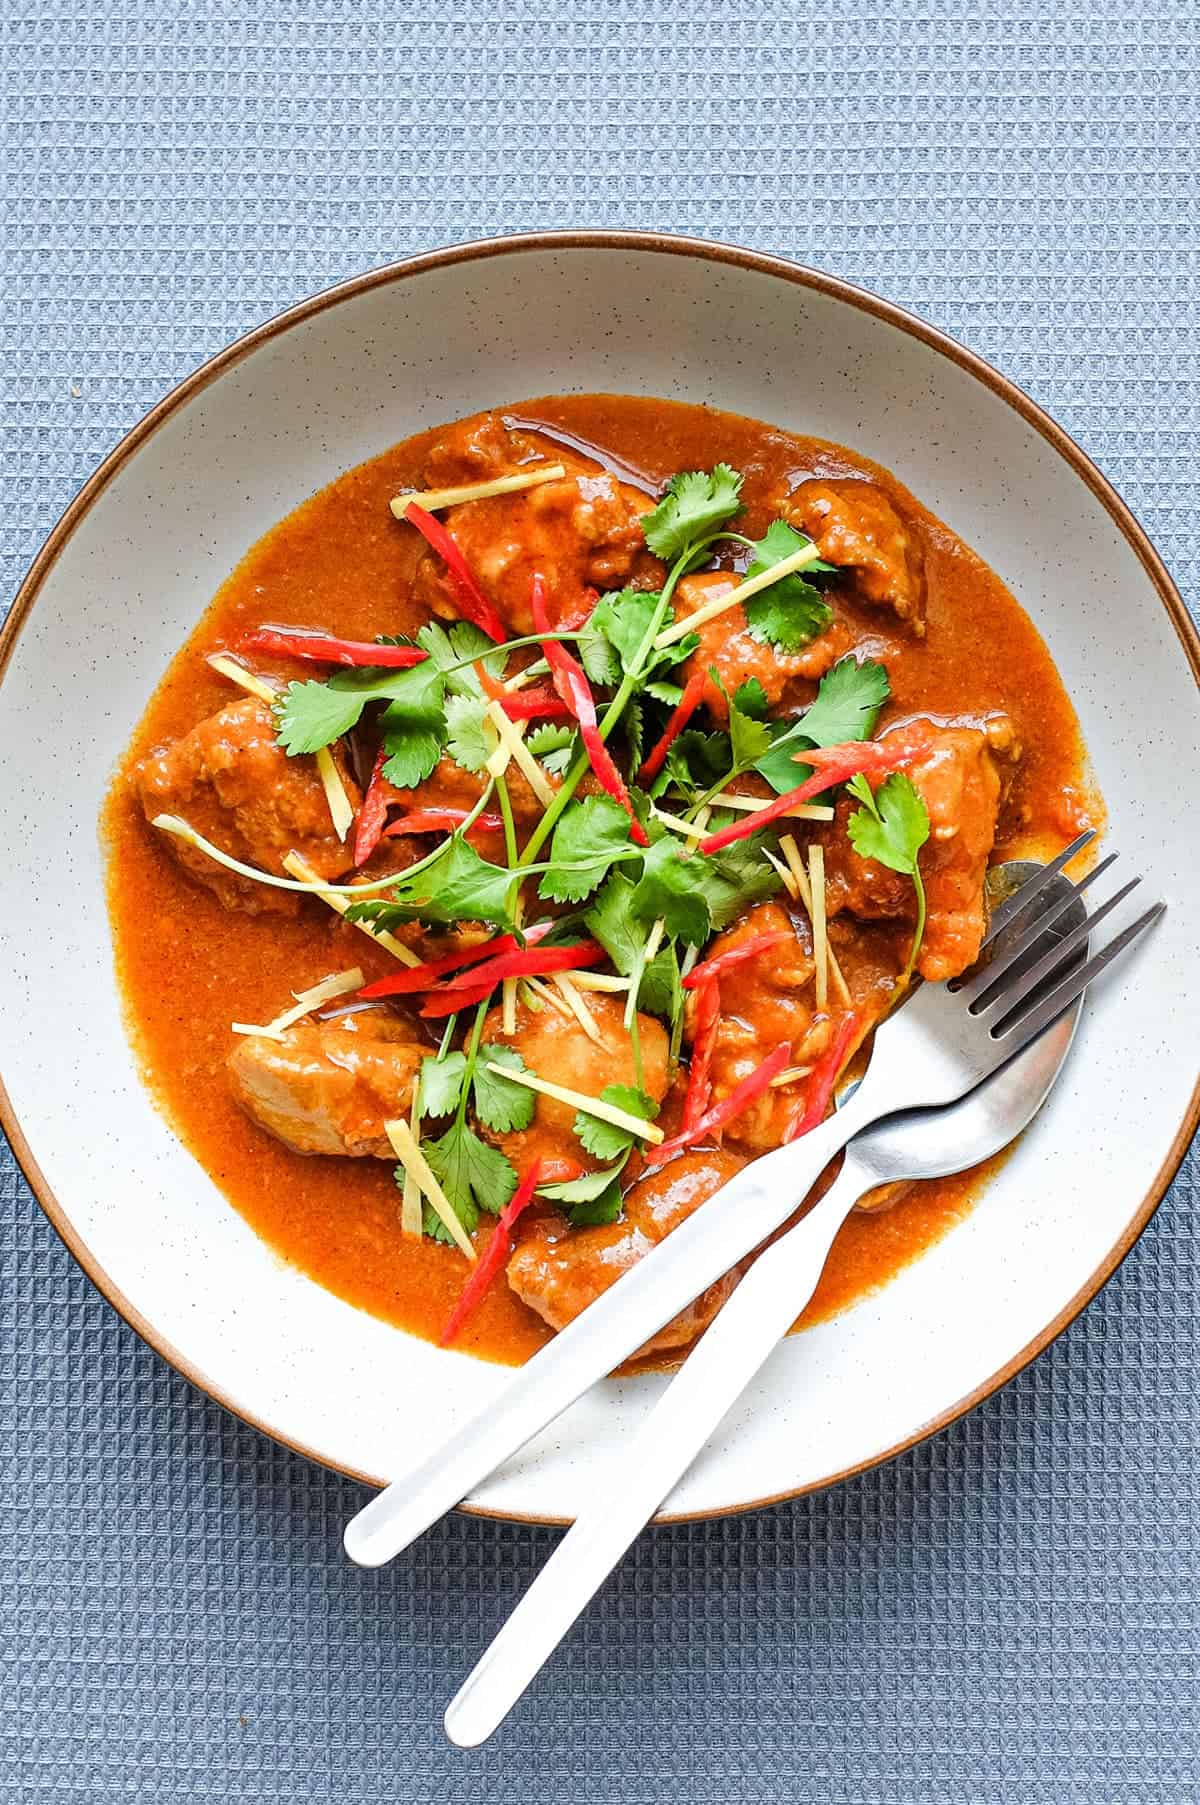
642, 464, 744, 567
846, 771, 931, 981
275, 621, 499, 793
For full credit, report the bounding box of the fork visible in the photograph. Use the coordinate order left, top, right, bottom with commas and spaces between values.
344, 831, 1163, 1570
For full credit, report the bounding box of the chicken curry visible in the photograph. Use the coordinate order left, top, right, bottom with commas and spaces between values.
103, 395, 1098, 1366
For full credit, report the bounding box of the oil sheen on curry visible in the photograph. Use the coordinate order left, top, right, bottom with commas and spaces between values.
104, 395, 1098, 1367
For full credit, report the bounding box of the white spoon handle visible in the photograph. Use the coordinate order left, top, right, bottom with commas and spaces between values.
442, 1157, 868, 1748
344, 1092, 876, 1571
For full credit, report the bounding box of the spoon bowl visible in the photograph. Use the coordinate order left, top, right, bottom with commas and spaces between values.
845, 857, 1089, 1194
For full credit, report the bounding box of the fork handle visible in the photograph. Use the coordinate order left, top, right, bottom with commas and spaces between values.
344, 1091, 877, 1570
442, 1156, 870, 1747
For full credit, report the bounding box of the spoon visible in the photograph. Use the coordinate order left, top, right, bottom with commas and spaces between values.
444, 860, 1088, 1746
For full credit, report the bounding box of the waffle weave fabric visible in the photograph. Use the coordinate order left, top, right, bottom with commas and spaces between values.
2, 4, 1198, 1801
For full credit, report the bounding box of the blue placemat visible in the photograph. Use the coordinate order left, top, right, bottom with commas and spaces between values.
3, 4, 1198, 1800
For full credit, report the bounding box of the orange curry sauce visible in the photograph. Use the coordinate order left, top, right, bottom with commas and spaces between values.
103, 396, 1098, 1365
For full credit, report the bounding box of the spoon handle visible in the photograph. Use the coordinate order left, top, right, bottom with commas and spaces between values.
443, 1154, 870, 1748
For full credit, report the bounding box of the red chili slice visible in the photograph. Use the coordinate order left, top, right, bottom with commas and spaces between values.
242, 627, 429, 669
383, 808, 505, 837
440, 940, 604, 994
357, 924, 553, 999
530, 574, 649, 847
353, 748, 397, 866
403, 502, 509, 643
637, 668, 708, 783
417, 981, 505, 1019
681, 930, 793, 990
680, 975, 721, 1133
783, 1011, 861, 1144
698, 739, 917, 856
644, 1043, 792, 1167
439, 1159, 544, 1346
499, 690, 573, 721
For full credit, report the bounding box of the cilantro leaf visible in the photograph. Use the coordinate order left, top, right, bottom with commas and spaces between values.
724, 680, 773, 771
630, 839, 714, 945
642, 465, 744, 566
754, 656, 891, 793
443, 691, 492, 773
526, 721, 577, 776
394, 1160, 464, 1247
417, 619, 505, 694
276, 666, 432, 756
584, 873, 645, 975
539, 795, 635, 904
472, 1045, 536, 1133
637, 940, 682, 1022
742, 519, 832, 651
733, 677, 768, 719
798, 655, 891, 748
623, 695, 645, 772
378, 660, 449, 789
421, 1201, 461, 1245
846, 771, 930, 876
661, 727, 733, 799
580, 633, 621, 686
704, 833, 787, 929
345, 836, 514, 930
425, 1119, 517, 1227
419, 1051, 467, 1118
589, 589, 661, 669
588, 589, 696, 681
630, 834, 783, 945
573, 1085, 659, 1161
537, 1158, 628, 1225
526, 721, 573, 758
745, 585, 832, 653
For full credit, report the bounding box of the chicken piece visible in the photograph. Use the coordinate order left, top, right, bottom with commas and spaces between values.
820, 715, 1020, 981
675, 572, 852, 722
136, 698, 358, 916
412, 414, 658, 634
688, 902, 833, 1153
228, 1010, 422, 1157
785, 478, 926, 632
480, 992, 669, 1175
507, 1148, 746, 1359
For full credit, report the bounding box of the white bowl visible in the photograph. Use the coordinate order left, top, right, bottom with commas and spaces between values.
2, 232, 1197, 1523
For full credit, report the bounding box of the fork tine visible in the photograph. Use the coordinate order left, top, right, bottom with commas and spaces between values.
960, 852, 1120, 1002
979, 828, 1096, 952
993, 900, 1166, 1051
971, 872, 1141, 1016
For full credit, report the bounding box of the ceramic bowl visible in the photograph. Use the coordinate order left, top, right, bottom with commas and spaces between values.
2, 232, 1197, 1522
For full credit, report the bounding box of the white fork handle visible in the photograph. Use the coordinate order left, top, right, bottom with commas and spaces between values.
442, 1157, 869, 1748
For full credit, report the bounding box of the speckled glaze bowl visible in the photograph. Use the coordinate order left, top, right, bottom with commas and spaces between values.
2, 232, 1198, 1523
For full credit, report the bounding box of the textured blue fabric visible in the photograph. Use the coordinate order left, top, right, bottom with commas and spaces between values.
3, 3, 1199, 1800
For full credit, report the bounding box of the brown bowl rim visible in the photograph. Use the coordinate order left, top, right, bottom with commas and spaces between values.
2, 229, 1197, 1526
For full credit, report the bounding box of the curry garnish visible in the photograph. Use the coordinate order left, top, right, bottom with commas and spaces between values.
153, 444, 966, 1317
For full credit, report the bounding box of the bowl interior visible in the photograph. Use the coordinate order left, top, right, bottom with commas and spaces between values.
2, 238, 1196, 1519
